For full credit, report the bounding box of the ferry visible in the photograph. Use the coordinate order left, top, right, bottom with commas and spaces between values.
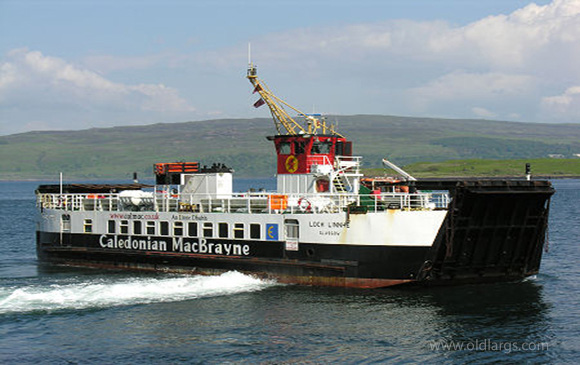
35, 64, 555, 288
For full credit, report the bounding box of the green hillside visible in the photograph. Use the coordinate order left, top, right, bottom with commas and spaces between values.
364, 158, 580, 178
1, 115, 579, 180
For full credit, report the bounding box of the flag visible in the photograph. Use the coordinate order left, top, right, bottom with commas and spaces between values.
253, 98, 265, 108
253, 84, 262, 94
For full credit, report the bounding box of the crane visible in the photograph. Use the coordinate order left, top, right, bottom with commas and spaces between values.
247, 63, 343, 137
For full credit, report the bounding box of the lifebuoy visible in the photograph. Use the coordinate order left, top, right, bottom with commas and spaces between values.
298, 197, 312, 212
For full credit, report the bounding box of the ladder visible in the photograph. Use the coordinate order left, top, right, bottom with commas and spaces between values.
333, 175, 347, 193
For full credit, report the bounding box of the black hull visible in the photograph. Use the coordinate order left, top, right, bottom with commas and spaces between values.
36, 232, 427, 288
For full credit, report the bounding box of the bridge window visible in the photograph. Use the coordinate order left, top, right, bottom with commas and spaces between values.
311, 141, 331, 154
294, 141, 306, 155
336, 141, 344, 156
343, 141, 352, 156
278, 142, 291, 154
336, 141, 352, 156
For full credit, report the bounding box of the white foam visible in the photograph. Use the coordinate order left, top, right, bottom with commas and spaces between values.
523, 275, 538, 282
0, 271, 276, 314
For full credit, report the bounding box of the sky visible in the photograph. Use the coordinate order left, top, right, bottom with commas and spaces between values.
1, 0, 579, 135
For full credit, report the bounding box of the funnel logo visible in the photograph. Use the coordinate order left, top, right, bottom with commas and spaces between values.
285, 155, 299, 173
266, 224, 279, 241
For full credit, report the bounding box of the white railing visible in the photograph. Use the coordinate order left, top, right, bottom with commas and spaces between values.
37, 193, 120, 211
306, 155, 363, 175
37, 190, 450, 214
335, 155, 362, 174
306, 155, 333, 169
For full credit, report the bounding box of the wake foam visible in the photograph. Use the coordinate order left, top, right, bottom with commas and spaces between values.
0, 271, 275, 314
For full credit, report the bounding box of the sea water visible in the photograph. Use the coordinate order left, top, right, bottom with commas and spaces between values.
0, 179, 578, 363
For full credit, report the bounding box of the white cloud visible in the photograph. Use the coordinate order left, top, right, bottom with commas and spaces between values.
404, 71, 535, 119
230, 0, 580, 122
82, 53, 176, 73
3, 0, 580, 135
0, 49, 195, 134
240, 0, 578, 71
459, 0, 580, 69
408, 71, 535, 101
2, 48, 194, 111
472, 107, 497, 119
541, 86, 580, 120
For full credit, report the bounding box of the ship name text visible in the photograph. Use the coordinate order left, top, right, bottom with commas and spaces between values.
99, 235, 250, 256
309, 221, 349, 228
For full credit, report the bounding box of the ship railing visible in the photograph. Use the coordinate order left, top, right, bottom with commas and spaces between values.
306, 155, 333, 170
171, 191, 449, 214
36, 193, 121, 211
335, 155, 362, 174
36, 190, 450, 213
306, 155, 363, 176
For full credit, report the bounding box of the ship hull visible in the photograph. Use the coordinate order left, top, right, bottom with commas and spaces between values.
35, 180, 554, 288
36, 231, 428, 288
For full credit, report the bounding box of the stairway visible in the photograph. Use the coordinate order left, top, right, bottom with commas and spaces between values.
332, 175, 347, 193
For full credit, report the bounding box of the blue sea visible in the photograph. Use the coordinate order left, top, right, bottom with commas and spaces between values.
0, 179, 578, 363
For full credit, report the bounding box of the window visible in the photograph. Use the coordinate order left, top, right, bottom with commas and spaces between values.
203, 222, 213, 237
343, 141, 352, 156
146, 221, 156, 235
311, 142, 332, 154
133, 221, 142, 235
83, 219, 93, 233
294, 141, 305, 155
285, 219, 299, 240
160, 221, 169, 236
120, 220, 129, 234
174, 221, 184, 236
218, 223, 228, 238
61, 214, 71, 232
278, 142, 291, 154
107, 220, 115, 234
336, 141, 344, 156
250, 223, 261, 239
234, 223, 244, 239
188, 222, 198, 237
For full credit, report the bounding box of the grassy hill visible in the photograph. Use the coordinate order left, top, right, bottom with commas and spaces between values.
1, 115, 579, 180
364, 158, 580, 179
